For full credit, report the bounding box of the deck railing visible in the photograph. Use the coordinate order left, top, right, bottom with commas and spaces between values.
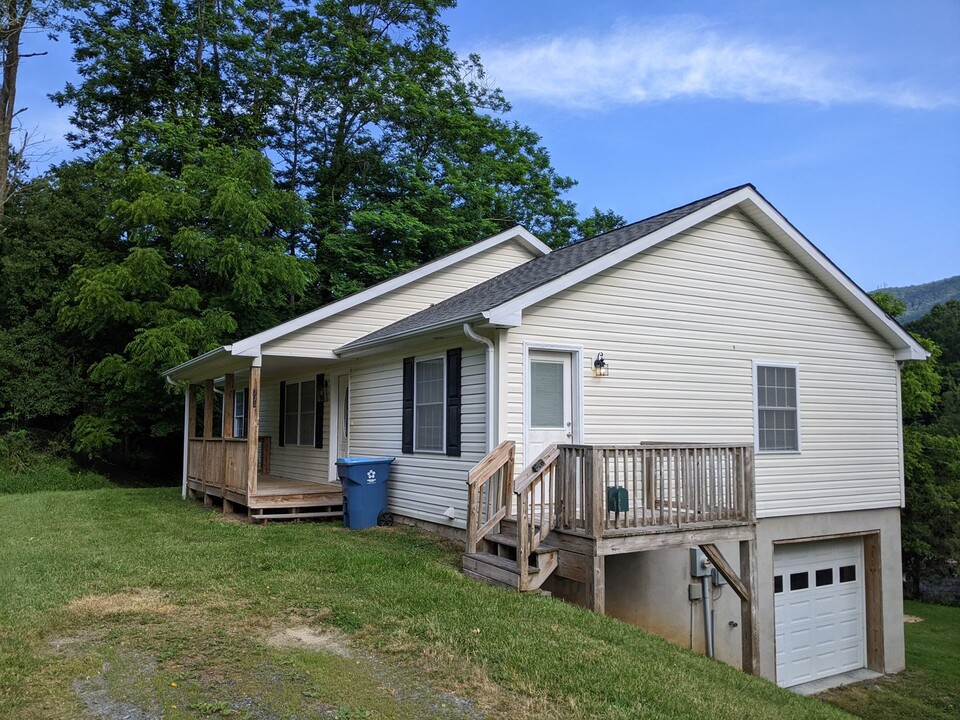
467, 441, 755, 545
465, 440, 515, 554
187, 438, 249, 494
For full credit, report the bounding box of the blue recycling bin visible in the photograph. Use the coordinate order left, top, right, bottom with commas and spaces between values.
336, 456, 395, 529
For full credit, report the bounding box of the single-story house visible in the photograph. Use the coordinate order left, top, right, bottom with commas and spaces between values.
164, 184, 926, 690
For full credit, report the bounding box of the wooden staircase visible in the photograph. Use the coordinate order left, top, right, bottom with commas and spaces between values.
463, 441, 563, 592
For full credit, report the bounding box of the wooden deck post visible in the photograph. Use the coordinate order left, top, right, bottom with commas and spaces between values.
223, 373, 234, 439
246, 358, 262, 499
203, 379, 215, 439
188, 385, 198, 438
739, 537, 760, 675
586, 555, 605, 613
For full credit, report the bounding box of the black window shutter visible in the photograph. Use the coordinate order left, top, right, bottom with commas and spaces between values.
315, 374, 325, 449
446, 347, 462, 457
278, 381, 286, 447
402, 357, 415, 454
242, 388, 250, 438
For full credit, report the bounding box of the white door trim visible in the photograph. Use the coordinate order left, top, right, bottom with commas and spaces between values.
522, 342, 584, 464
328, 372, 351, 483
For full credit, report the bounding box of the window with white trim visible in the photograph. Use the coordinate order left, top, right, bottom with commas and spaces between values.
233, 390, 247, 438
283, 379, 316, 446
755, 363, 799, 452
414, 356, 445, 452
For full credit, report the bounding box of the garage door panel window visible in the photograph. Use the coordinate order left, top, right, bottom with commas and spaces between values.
774, 575, 783, 594
816, 568, 834, 587
790, 572, 809, 591
839, 565, 857, 583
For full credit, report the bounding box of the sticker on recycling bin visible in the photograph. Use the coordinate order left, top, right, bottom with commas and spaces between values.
366, 469, 377, 483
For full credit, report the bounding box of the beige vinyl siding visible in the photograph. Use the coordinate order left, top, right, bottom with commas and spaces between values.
258, 373, 332, 483
347, 341, 487, 529
506, 208, 902, 518
265, 241, 536, 357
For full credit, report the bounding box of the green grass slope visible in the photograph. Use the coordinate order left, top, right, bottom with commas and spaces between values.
0, 486, 847, 720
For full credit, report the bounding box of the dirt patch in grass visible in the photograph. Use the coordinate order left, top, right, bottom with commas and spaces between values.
266, 625, 352, 657
903, 614, 924, 623
67, 589, 175, 617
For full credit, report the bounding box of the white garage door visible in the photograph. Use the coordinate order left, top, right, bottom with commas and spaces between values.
774, 538, 865, 688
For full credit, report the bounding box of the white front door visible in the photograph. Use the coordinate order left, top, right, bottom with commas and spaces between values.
527, 351, 573, 460
336, 374, 350, 459
774, 538, 866, 687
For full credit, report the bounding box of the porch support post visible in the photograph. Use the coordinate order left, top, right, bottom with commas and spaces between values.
188, 385, 198, 438
246, 357, 262, 499
222, 373, 234, 439
203, 379, 215, 438
739, 537, 760, 675
181, 388, 190, 499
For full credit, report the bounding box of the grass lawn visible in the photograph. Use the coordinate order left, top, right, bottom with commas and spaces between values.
0, 484, 849, 720
819, 601, 960, 720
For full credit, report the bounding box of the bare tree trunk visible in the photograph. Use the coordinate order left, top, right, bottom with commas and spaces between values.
0, 0, 30, 220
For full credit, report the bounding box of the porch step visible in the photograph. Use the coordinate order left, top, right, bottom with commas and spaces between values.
484, 533, 559, 555
462, 551, 558, 592
250, 510, 344, 522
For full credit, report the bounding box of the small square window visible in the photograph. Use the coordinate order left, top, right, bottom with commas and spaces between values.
774, 575, 783, 594
790, 572, 809, 591
839, 565, 857, 583
815, 568, 834, 587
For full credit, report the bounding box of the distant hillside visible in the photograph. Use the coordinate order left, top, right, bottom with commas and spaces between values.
878, 275, 960, 323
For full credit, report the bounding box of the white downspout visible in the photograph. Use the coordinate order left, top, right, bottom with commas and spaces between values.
166, 375, 190, 500
463, 323, 495, 452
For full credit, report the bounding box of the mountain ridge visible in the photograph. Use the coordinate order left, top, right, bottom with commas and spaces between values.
875, 274, 960, 323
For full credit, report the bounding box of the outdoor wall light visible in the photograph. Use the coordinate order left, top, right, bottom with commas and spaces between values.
594, 352, 609, 377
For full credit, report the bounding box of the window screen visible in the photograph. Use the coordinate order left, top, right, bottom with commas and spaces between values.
531, 361, 564, 428
757, 365, 799, 452
415, 358, 444, 451
283, 380, 316, 446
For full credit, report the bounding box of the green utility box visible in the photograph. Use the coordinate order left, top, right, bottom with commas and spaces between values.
607, 486, 629, 513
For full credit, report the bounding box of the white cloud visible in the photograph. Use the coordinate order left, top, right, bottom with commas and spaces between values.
477, 18, 955, 110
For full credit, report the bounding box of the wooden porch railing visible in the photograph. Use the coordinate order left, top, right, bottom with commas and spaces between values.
465, 440, 515, 554
187, 438, 249, 494
555, 443, 756, 537
513, 444, 561, 578
466, 441, 755, 550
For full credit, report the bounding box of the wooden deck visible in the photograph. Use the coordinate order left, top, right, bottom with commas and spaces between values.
186, 473, 343, 522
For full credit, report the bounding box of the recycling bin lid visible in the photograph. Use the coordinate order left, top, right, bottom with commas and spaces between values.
335, 456, 396, 465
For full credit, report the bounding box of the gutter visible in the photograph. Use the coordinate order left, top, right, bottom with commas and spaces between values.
462, 323, 496, 452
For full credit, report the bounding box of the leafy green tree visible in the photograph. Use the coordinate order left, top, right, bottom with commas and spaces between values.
872, 291, 960, 598
575, 207, 626, 241
57, 143, 313, 459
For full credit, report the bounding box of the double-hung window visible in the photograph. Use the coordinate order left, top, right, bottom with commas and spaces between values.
283, 379, 316, 446
755, 362, 800, 453
414, 356, 445, 452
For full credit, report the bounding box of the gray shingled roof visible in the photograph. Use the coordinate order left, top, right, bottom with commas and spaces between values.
339, 184, 752, 352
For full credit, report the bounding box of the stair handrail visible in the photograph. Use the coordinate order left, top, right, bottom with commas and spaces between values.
465, 440, 516, 554
513, 444, 560, 580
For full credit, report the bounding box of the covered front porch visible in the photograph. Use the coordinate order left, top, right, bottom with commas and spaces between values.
174, 349, 346, 523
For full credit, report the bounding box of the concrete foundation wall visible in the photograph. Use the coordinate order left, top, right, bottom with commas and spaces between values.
606, 544, 743, 667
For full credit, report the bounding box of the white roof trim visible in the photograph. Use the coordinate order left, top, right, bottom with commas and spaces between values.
229, 225, 548, 356
485, 187, 927, 361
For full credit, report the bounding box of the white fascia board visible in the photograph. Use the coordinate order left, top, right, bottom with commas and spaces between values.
736, 193, 929, 361
335, 316, 484, 357
162, 345, 231, 379
230, 226, 547, 356
486, 187, 755, 322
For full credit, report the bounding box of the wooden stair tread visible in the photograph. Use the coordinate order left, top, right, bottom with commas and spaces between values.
251, 510, 343, 521
464, 552, 541, 574
484, 533, 559, 554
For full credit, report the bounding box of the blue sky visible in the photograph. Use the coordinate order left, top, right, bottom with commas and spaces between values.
19, 0, 960, 289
